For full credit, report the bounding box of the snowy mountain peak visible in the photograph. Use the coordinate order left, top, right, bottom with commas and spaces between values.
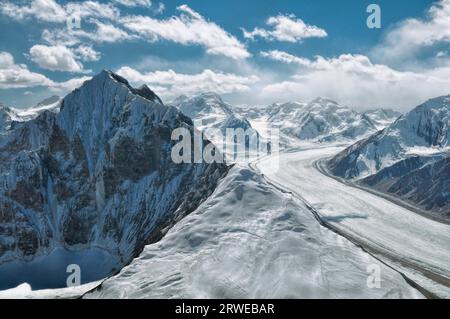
95, 70, 163, 105
171, 92, 232, 120
308, 97, 339, 107
102, 69, 127, 85
170, 92, 258, 152
330, 94, 450, 175
0, 104, 16, 132
362, 109, 401, 130
416, 94, 450, 112
0, 70, 228, 289
197, 91, 224, 102
36, 95, 60, 107
264, 98, 378, 142
385, 94, 450, 148
13, 96, 62, 122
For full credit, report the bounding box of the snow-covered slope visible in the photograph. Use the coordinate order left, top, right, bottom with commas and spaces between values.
14, 96, 61, 121
257, 147, 450, 298
0, 96, 62, 134
363, 109, 401, 130
0, 104, 16, 132
0, 70, 228, 290
328, 95, 450, 216
0, 281, 101, 299
85, 166, 423, 299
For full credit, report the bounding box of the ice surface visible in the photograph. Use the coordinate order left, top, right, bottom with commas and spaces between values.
256, 146, 450, 298
85, 166, 423, 299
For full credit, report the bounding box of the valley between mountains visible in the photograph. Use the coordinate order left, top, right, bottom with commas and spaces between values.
0, 70, 449, 299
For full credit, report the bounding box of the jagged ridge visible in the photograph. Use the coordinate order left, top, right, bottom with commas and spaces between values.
0, 70, 228, 289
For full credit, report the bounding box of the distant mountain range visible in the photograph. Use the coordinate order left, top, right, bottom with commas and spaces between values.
234, 98, 400, 144
0, 96, 62, 129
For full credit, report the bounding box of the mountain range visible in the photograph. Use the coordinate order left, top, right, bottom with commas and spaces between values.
169, 92, 260, 156
328, 95, 450, 219
235, 98, 400, 145
1, 69, 447, 298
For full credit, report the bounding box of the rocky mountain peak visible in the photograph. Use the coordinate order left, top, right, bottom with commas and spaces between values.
0, 70, 228, 289
136, 84, 163, 104
198, 91, 224, 102
36, 95, 60, 107
90, 70, 163, 104
308, 97, 339, 107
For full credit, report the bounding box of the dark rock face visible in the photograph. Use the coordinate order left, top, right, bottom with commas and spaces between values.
0, 71, 228, 269
135, 85, 163, 105
0, 105, 14, 132
361, 156, 429, 187
415, 104, 449, 147
360, 156, 450, 217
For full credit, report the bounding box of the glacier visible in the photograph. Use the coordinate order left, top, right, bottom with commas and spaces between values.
85, 166, 423, 299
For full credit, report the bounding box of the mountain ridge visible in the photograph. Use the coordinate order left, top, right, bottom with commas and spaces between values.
327, 94, 450, 217
0, 70, 228, 289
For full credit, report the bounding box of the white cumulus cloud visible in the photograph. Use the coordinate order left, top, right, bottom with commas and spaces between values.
260, 50, 312, 66
261, 50, 450, 110
0, 51, 53, 89
113, 0, 151, 7
120, 5, 250, 59
372, 0, 450, 66
116, 66, 259, 98
0, 0, 120, 22
29, 45, 85, 73
72, 45, 101, 62
0, 0, 67, 22
41, 21, 133, 47
242, 14, 327, 43
49, 75, 92, 92
0, 52, 90, 93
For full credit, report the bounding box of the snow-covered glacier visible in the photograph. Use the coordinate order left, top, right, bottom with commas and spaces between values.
85, 166, 423, 299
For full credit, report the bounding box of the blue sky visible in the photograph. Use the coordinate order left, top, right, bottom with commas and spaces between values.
0, 0, 449, 110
